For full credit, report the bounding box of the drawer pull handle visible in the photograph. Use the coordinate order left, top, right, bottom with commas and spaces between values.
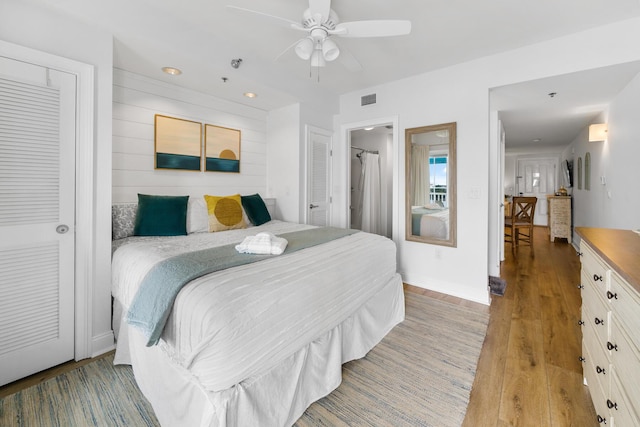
606, 342, 618, 351
606, 291, 618, 300
606, 399, 618, 410
596, 365, 606, 375
578, 356, 585, 363
593, 274, 603, 282
577, 284, 584, 289
578, 320, 584, 326
594, 317, 604, 326
597, 414, 607, 424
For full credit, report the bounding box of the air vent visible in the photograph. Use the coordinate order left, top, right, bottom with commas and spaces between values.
361, 93, 376, 106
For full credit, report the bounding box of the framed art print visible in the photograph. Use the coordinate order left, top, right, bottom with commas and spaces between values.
154, 115, 202, 171
205, 124, 241, 173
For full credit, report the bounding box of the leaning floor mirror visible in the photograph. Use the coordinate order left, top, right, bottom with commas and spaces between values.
405, 122, 457, 247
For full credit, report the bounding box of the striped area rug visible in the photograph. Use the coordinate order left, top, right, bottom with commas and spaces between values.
0, 291, 488, 427
0, 356, 159, 427
295, 292, 490, 427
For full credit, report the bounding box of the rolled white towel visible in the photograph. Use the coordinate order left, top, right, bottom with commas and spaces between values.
269, 235, 288, 255
235, 232, 288, 255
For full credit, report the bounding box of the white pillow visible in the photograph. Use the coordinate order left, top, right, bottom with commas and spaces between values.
424, 203, 444, 210
187, 197, 209, 233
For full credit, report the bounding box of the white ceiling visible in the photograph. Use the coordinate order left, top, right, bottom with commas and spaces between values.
492, 61, 640, 150
29, 0, 640, 148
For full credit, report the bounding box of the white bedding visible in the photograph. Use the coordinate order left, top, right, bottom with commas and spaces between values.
419, 209, 450, 239
112, 221, 401, 400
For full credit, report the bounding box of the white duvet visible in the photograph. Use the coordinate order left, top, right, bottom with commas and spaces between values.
419, 209, 450, 239
112, 221, 398, 393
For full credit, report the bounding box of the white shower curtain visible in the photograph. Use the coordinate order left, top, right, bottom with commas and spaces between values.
411, 145, 430, 206
360, 152, 381, 234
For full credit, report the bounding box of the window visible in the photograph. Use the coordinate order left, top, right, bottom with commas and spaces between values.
429, 155, 448, 206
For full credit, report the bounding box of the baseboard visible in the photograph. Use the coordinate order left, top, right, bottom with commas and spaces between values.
401, 273, 491, 306
91, 330, 116, 358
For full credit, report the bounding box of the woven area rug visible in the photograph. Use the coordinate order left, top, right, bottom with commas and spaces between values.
0, 291, 488, 427
0, 355, 159, 427
295, 291, 490, 427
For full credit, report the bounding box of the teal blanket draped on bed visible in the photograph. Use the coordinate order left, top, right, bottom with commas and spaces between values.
126, 227, 359, 346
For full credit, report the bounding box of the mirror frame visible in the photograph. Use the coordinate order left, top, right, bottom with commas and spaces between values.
405, 122, 457, 247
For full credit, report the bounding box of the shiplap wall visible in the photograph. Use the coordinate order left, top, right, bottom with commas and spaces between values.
112, 69, 269, 202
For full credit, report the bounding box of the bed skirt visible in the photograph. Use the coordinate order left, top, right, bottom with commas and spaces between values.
113, 273, 404, 427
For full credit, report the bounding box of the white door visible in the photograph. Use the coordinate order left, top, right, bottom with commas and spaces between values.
516, 158, 556, 226
0, 57, 76, 386
306, 126, 332, 226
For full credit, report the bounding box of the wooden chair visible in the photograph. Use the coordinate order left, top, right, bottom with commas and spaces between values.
505, 197, 537, 248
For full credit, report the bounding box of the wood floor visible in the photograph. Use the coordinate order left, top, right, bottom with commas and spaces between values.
463, 226, 597, 427
2, 226, 598, 426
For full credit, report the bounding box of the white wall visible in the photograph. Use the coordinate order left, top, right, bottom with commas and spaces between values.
266, 101, 336, 223
336, 17, 640, 304
1, 0, 114, 356
266, 104, 301, 222
568, 73, 640, 243
112, 69, 269, 203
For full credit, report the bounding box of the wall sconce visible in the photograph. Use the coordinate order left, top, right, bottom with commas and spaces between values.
589, 123, 608, 142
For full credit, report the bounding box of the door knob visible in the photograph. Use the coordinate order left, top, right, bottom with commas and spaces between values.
56, 224, 70, 234
309, 204, 319, 209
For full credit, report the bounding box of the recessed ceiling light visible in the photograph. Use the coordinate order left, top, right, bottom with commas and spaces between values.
243, 92, 257, 98
161, 67, 182, 76
533, 138, 542, 143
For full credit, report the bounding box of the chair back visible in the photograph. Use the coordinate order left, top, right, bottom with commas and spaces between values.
511, 197, 537, 224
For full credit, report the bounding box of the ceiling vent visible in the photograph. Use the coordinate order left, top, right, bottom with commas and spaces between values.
361, 93, 376, 106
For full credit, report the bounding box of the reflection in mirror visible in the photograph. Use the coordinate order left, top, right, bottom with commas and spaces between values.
405, 122, 457, 247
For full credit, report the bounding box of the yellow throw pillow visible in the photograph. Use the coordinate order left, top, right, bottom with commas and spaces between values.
204, 194, 247, 232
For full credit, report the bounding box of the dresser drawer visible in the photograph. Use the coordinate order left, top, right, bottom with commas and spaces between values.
610, 271, 640, 346
583, 340, 611, 425
582, 278, 611, 346
581, 243, 611, 291
611, 371, 640, 427
610, 318, 640, 416
583, 320, 611, 389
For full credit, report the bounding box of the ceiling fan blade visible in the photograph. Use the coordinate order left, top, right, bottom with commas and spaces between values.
226, 5, 302, 30
336, 43, 363, 72
275, 38, 307, 61
309, 0, 331, 23
332, 20, 411, 38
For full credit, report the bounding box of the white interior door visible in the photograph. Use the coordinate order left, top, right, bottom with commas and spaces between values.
516, 158, 556, 226
306, 126, 332, 226
0, 57, 76, 386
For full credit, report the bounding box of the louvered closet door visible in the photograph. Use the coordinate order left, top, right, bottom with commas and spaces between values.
0, 57, 76, 386
306, 126, 331, 226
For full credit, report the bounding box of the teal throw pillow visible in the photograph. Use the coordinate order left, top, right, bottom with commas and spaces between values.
133, 194, 189, 236
241, 194, 271, 226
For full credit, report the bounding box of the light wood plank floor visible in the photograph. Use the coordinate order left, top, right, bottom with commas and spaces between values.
2, 226, 598, 427
463, 226, 597, 427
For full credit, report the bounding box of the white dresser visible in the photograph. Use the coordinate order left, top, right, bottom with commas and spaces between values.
577, 227, 640, 426
547, 195, 572, 243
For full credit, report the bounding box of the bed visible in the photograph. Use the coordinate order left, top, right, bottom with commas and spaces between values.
411, 205, 449, 239
111, 194, 404, 427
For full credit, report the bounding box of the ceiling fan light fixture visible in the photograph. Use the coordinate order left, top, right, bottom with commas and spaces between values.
295, 38, 314, 60
310, 50, 326, 67
322, 38, 340, 61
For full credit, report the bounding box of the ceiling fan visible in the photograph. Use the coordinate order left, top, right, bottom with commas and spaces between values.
227, 0, 411, 69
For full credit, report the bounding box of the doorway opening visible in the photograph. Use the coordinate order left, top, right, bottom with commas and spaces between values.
348, 123, 394, 239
